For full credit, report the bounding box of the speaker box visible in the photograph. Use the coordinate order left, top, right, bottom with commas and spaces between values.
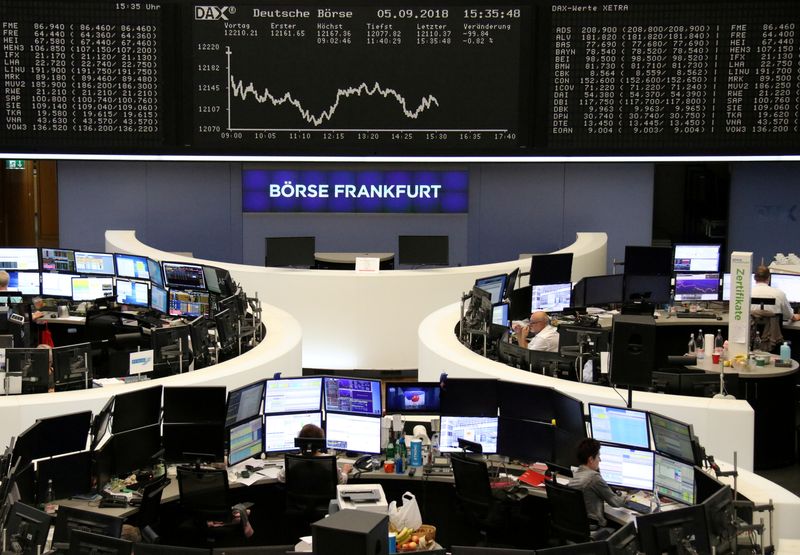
610, 315, 656, 388
312, 509, 388, 555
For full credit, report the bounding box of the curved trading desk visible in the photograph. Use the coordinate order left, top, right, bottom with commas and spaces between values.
0, 303, 302, 442
106, 230, 608, 370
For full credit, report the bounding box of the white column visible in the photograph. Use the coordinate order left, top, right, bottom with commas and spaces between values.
728, 251, 752, 359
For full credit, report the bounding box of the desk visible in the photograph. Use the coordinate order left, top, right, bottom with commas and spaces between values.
314, 252, 395, 270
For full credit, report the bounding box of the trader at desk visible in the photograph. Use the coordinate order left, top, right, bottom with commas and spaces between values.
513, 311, 559, 352
568, 438, 628, 530
752, 265, 800, 323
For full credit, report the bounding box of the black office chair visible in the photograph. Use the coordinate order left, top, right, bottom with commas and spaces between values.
283, 453, 338, 536
450, 453, 510, 546
176, 466, 247, 547
750, 309, 783, 353
136, 476, 170, 544
544, 481, 611, 544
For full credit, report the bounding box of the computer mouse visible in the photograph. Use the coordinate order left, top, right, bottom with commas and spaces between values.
240, 470, 250, 479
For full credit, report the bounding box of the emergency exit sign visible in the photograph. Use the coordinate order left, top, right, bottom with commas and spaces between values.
4, 160, 25, 170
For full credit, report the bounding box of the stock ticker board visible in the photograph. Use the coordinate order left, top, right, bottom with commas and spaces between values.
1, 0, 800, 156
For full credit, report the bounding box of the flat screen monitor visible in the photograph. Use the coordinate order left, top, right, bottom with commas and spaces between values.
588, 404, 650, 449
162, 262, 206, 290
398, 235, 449, 266
265, 236, 316, 267
214, 308, 237, 353
694, 466, 725, 504
115, 279, 149, 308
721, 272, 756, 301
42, 272, 78, 298
228, 416, 264, 466
41, 248, 76, 273
151, 325, 192, 375
264, 377, 322, 414
32, 411, 92, 460
325, 412, 381, 454
497, 417, 555, 463
324, 377, 381, 415
8, 271, 40, 295
497, 382, 555, 422
91, 397, 114, 450
225, 380, 265, 427
0, 248, 39, 270
504, 268, 520, 300
673, 273, 720, 302
551, 390, 587, 438
112, 385, 163, 434
52, 506, 123, 544
636, 505, 710, 555
168, 289, 209, 317
68, 530, 132, 555
53, 343, 92, 392
623, 274, 672, 304
649, 412, 696, 465
508, 284, 533, 321
147, 258, 164, 287
583, 274, 624, 306
71, 276, 113, 302
492, 303, 509, 326
6, 502, 53, 552
531, 282, 571, 312
163, 386, 226, 424
188, 316, 213, 370
264, 412, 323, 453
654, 453, 695, 505
111, 424, 162, 476
598, 444, 654, 491
624, 246, 672, 276
770, 273, 800, 303
12, 422, 41, 468
162, 423, 224, 463
702, 484, 736, 552
475, 274, 508, 305
606, 521, 640, 555
6, 348, 50, 395
203, 266, 223, 295
74, 252, 115, 276
440, 378, 498, 417
385, 382, 441, 414
150, 284, 168, 314
673, 244, 721, 273
439, 416, 498, 454
529, 253, 573, 286
114, 253, 150, 280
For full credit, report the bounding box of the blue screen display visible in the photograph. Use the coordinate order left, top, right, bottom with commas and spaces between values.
590, 404, 650, 449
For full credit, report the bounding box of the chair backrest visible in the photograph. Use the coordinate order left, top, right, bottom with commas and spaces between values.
750, 309, 783, 352
283, 454, 338, 516
450, 453, 493, 518
544, 481, 592, 543
177, 466, 229, 520
137, 476, 170, 530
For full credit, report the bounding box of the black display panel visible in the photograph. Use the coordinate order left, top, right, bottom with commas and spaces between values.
440, 378, 498, 416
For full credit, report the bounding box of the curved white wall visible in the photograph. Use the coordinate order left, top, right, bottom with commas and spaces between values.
106, 230, 607, 369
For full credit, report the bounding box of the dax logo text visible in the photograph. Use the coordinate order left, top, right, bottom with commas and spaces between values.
195, 6, 235, 20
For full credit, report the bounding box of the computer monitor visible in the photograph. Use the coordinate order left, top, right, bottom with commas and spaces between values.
504, 268, 520, 300
325, 412, 381, 454
497, 417, 555, 463
673, 273, 720, 302
113, 253, 150, 280
147, 258, 164, 287
8, 271, 40, 295
228, 416, 264, 466
41, 272, 78, 298
384, 382, 441, 414
32, 411, 92, 460
605, 521, 639, 555
6, 502, 53, 553
112, 385, 163, 434
475, 274, 508, 305
12, 422, 40, 468
71, 277, 114, 302
162, 423, 224, 463
91, 397, 114, 450
497, 382, 555, 422
648, 412, 697, 465
265, 236, 316, 268
721, 272, 755, 301
597, 444, 654, 491
188, 316, 213, 370
551, 390, 587, 438
702, 485, 736, 553
150, 284, 168, 314
583, 274, 624, 306
5, 348, 49, 395
770, 272, 800, 303
636, 505, 710, 555
225, 381, 265, 427
111, 424, 162, 476
151, 325, 191, 375
623, 246, 672, 276
68, 530, 132, 555
398, 235, 449, 266
531, 282, 571, 312
529, 253, 573, 286
74, 252, 115, 276
52, 506, 123, 544
654, 453, 695, 505
324, 377, 382, 415
439, 416, 498, 454
203, 265, 223, 295
673, 244, 721, 273
214, 309, 237, 354
168, 289, 209, 317
0, 248, 39, 270
440, 378, 498, 417
53, 342, 92, 392
508, 284, 533, 321
264, 377, 322, 414
115, 279, 149, 309
492, 303, 509, 326
264, 412, 323, 453
162, 262, 206, 290
41, 248, 76, 273
588, 404, 650, 449
623, 274, 671, 304
163, 386, 226, 424
694, 466, 725, 503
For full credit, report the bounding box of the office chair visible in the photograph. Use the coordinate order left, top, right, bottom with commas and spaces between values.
176, 466, 247, 547
450, 453, 510, 546
283, 453, 338, 536
136, 476, 170, 544
544, 481, 611, 544
750, 309, 783, 353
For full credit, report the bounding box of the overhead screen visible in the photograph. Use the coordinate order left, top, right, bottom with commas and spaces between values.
4, 1, 800, 158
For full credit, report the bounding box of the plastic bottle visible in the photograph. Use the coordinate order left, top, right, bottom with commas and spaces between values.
394, 434, 404, 474
687, 334, 696, 355
780, 341, 791, 363
715, 329, 724, 352
385, 431, 395, 461
696, 329, 705, 360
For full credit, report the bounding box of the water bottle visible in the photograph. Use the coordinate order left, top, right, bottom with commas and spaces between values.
385, 432, 395, 461
696, 329, 705, 360
715, 329, 724, 352
394, 434, 404, 474
780, 341, 791, 363
687, 334, 696, 355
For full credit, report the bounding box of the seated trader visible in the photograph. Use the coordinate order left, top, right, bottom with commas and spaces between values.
752, 265, 800, 322
568, 438, 627, 528
277, 424, 352, 484
0, 270, 8, 291
513, 310, 559, 352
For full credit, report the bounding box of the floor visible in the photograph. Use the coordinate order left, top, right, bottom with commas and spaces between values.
755, 402, 800, 497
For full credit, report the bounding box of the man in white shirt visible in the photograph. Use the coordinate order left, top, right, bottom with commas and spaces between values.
751, 265, 800, 323
513, 310, 559, 352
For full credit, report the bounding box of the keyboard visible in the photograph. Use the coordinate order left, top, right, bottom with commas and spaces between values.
676, 312, 718, 319
624, 492, 653, 514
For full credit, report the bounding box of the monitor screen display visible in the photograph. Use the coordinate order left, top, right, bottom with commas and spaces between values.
439, 416, 498, 454
655, 453, 695, 505
41, 248, 75, 272
721, 272, 755, 302
265, 377, 323, 414
623, 274, 672, 304
385, 382, 441, 414
497, 417, 555, 463
225, 381, 265, 428
584, 274, 624, 306
42, 273, 78, 298
8, 271, 40, 295
324, 377, 381, 415
398, 235, 448, 266
162, 262, 206, 290
598, 444, 654, 491
150, 285, 168, 314
265, 236, 316, 267
674, 244, 721, 273
529, 253, 573, 286
168, 289, 209, 317
674, 273, 720, 302
649, 412, 696, 464
203, 266, 222, 295
228, 417, 264, 466
624, 246, 672, 276
71, 277, 114, 302
112, 385, 163, 434
264, 412, 322, 453
147, 258, 164, 287
770, 273, 800, 303
163, 386, 226, 424
115, 279, 149, 308
492, 303, 508, 326
325, 412, 381, 454
531, 282, 572, 312
475, 274, 507, 305
589, 404, 650, 449
114, 254, 150, 280
74, 252, 115, 276
497, 382, 555, 422
0, 248, 39, 270
440, 378, 498, 417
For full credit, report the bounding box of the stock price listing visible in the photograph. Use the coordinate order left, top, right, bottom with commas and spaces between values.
192, 4, 529, 153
